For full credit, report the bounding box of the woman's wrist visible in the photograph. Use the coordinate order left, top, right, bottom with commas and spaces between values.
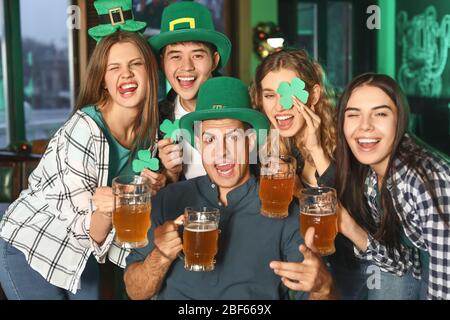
309, 146, 330, 175
90, 210, 113, 245
346, 221, 368, 252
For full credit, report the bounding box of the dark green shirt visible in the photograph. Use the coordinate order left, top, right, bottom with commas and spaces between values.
126, 175, 308, 300
82, 106, 133, 185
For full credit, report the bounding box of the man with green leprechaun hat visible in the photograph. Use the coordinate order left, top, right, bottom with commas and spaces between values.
149, 1, 232, 184
124, 77, 336, 300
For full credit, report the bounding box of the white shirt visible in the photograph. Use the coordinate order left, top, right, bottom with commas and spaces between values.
174, 95, 206, 180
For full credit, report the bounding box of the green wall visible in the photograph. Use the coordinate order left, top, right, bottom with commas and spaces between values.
377, 0, 396, 78
250, 0, 278, 78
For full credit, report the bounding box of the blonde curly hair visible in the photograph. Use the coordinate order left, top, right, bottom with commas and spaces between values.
250, 49, 336, 163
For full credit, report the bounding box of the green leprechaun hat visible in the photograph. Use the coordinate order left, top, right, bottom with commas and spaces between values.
148, 1, 231, 69
179, 77, 270, 147
88, 0, 147, 42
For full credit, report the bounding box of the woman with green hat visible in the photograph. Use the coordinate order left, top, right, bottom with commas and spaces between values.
0, 0, 162, 299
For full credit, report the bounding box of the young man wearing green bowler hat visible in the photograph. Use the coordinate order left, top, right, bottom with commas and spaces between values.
148, 1, 232, 184
123, 77, 336, 300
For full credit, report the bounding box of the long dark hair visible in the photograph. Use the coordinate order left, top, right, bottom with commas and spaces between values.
335, 73, 447, 255
75, 31, 159, 154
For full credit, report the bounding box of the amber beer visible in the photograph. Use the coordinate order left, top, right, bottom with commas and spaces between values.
112, 175, 152, 248
183, 222, 219, 271
183, 207, 220, 271
299, 187, 337, 256
259, 155, 296, 218
259, 176, 295, 218
113, 204, 151, 244
300, 208, 337, 255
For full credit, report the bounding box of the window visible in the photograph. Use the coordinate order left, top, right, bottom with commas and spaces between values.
20, 0, 73, 141
0, 0, 7, 148
297, 2, 318, 59
326, 1, 352, 89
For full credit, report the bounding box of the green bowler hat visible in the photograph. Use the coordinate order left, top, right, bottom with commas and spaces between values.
148, 1, 231, 69
179, 77, 270, 147
88, 0, 147, 42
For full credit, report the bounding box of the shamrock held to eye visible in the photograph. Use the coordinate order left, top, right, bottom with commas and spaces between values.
276, 77, 310, 110
132, 149, 160, 174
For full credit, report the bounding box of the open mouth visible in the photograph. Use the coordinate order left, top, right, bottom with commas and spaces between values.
275, 114, 294, 130
118, 82, 138, 97
215, 163, 235, 177
177, 75, 197, 89
356, 138, 381, 151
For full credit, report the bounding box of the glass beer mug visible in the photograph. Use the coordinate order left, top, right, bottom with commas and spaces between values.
112, 175, 151, 248
259, 155, 297, 218
299, 187, 338, 256
182, 207, 220, 272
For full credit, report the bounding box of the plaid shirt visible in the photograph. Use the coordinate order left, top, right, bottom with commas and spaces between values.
0, 110, 129, 293
354, 138, 450, 299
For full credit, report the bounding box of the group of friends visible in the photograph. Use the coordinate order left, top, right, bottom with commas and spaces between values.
0, 0, 448, 300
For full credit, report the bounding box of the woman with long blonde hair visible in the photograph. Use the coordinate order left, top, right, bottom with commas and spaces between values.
251, 49, 336, 188
0, 29, 162, 299
251, 49, 364, 299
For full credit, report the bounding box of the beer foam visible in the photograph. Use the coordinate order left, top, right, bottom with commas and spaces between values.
185, 222, 217, 232
300, 208, 335, 216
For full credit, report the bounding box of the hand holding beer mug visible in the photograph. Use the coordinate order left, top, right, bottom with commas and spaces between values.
259, 155, 297, 218
299, 187, 337, 256
182, 207, 220, 272
112, 175, 151, 248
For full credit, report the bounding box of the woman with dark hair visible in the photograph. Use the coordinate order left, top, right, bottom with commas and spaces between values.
335, 72, 450, 300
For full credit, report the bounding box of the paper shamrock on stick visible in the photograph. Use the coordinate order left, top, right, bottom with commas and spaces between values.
276, 77, 310, 110
160, 119, 181, 142
132, 149, 160, 173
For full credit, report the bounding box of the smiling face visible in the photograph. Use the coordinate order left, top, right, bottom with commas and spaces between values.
343, 85, 398, 175
196, 119, 255, 192
104, 42, 148, 110
162, 42, 220, 110
260, 68, 306, 137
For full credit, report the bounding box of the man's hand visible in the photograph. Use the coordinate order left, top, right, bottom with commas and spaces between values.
153, 215, 184, 263
158, 139, 183, 183
270, 227, 336, 299
124, 215, 184, 300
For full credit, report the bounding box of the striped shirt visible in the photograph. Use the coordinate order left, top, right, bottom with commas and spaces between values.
354, 137, 450, 299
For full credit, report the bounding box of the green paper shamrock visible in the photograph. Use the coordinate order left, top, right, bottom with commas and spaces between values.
276, 77, 310, 109
160, 119, 181, 142
132, 149, 160, 173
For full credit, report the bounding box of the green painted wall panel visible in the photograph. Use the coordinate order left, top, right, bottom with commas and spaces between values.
250, 0, 278, 78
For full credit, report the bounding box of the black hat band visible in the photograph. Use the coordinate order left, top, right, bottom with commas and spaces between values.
98, 8, 133, 26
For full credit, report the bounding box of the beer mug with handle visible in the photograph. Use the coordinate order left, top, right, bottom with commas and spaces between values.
112, 175, 152, 248
181, 207, 220, 272
259, 155, 297, 218
299, 187, 338, 256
